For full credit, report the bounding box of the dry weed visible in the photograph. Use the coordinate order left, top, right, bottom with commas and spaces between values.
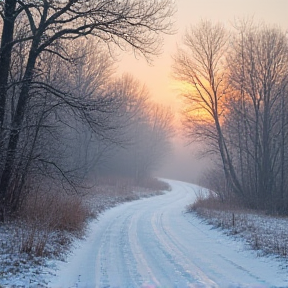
13, 189, 90, 256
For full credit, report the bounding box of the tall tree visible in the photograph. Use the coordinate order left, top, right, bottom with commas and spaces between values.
173, 20, 243, 198
0, 0, 175, 219
174, 19, 288, 213
97, 75, 174, 182
227, 22, 288, 210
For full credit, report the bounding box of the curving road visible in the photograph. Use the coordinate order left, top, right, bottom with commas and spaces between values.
49, 180, 287, 288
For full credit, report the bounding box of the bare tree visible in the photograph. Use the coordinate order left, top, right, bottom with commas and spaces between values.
135, 103, 174, 181
174, 19, 288, 213
97, 75, 174, 183
227, 22, 288, 210
173, 20, 243, 198
0, 0, 175, 219
0, 39, 119, 212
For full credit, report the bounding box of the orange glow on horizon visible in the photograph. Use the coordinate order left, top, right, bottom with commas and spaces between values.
171, 79, 215, 124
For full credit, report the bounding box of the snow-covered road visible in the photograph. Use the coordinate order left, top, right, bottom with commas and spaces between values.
48, 180, 287, 288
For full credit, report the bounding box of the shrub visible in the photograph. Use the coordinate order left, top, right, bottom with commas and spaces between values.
137, 177, 171, 191
189, 189, 244, 213
14, 189, 90, 256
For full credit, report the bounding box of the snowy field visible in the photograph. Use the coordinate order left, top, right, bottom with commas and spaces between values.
1, 180, 288, 287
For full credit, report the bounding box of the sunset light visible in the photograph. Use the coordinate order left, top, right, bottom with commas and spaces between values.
1, 0, 288, 287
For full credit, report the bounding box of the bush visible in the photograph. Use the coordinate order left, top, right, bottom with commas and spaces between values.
14, 189, 90, 256
138, 177, 171, 192
189, 191, 243, 213
7, 176, 169, 258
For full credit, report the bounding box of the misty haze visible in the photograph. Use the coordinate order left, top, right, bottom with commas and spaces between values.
0, 0, 288, 287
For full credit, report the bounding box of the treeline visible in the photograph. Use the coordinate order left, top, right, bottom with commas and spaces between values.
174, 20, 288, 214
0, 0, 174, 220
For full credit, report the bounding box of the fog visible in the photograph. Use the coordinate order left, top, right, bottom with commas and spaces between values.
155, 136, 212, 185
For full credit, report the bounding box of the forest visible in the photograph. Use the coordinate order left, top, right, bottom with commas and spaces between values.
1, 0, 288, 222
0, 0, 174, 221
174, 20, 288, 214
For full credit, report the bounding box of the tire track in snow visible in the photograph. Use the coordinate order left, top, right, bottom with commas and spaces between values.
147, 182, 219, 287
127, 207, 162, 287
151, 211, 218, 287
95, 212, 141, 288
135, 208, 184, 287
127, 182, 213, 287
49, 180, 287, 288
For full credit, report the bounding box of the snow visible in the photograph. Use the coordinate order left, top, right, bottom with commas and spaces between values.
44, 180, 287, 288
193, 206, 288, 259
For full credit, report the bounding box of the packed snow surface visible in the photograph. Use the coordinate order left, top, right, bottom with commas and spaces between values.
48, 180, 287, 288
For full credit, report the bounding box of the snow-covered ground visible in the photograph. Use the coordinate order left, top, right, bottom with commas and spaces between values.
44, 180, 287, 288
192, 205, 288, 260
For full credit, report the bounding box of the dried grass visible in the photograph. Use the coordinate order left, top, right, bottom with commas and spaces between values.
85, 177, 169, 216
9, 177, 168, 258
14, 189, 91, 256
0, 176, 170, 284
137, 178, 171, 192
188, 191, 244, 212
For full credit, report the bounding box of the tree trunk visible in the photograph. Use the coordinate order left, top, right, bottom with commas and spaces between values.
0, 0, 17, 128
0, 47, 38, 220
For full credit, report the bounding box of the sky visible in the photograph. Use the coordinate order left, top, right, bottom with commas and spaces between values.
117, 0, 288, 183
117, 0, 288, 107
